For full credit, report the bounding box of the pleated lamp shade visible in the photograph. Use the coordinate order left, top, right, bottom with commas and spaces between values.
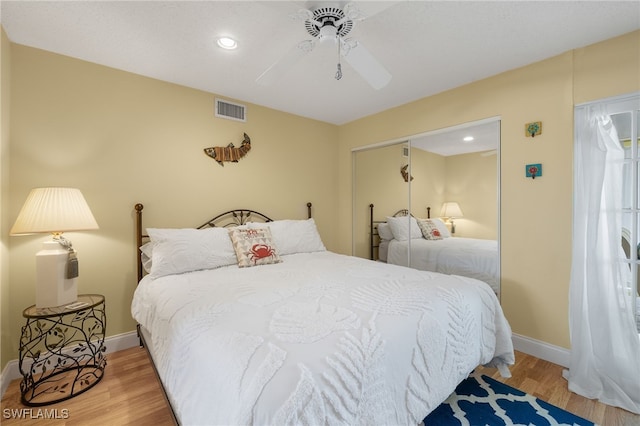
11, 188, 99, 235
440, 202, 464, 219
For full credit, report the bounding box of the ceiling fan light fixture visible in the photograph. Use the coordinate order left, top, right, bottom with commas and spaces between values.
319, 25, 338, 43
305, 7, 353, 38
256, 4, 391, 90
217, 37, 237, 50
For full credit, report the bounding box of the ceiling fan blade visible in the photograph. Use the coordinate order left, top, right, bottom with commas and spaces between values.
344, 1, 398, 20
290, 8, 313, 21
256, 40, 315, 86
342, 42, 391, 90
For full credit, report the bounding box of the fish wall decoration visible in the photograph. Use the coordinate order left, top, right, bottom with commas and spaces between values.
204, 133, 251, 166
401, 164, 413, 182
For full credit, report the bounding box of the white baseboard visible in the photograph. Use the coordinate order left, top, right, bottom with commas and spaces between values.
103, 330, 140, 353
0, 330, 139, 399
512, 333, 570, 368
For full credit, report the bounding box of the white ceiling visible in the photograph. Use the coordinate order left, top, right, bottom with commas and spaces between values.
1, 1, 639, 126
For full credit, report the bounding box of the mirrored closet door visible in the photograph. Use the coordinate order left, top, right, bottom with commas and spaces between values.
352, 118, 501, 298
353, 140, 411, 260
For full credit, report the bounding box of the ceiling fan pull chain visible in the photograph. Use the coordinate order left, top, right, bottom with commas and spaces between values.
335, 41, 343, 80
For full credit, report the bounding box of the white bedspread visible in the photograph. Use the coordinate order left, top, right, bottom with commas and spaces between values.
386, 238, 499, 294
132, 251, 513, 425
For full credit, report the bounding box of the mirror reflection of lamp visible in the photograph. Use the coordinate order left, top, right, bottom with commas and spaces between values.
10, 188, 99, 308
440, 202, 464, 235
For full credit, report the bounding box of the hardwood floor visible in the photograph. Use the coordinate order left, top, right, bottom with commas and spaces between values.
1, 347, 638, 425
476, 354, 640, 426
1, 347, 175, 426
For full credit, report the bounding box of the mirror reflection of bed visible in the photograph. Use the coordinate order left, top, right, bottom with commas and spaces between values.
352, 118, 500, 298
370, 205, 499, 296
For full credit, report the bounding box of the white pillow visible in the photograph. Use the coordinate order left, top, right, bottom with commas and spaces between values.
377, 223, 394, 241
139, 242, 154, 273
386, 216, 422, 241
146, 227, 237, 278
431, 218, 451, 238
249, 218, 326, 255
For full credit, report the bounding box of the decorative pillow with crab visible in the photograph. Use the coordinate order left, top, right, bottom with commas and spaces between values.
228, 227, 282, 267
417, 219, 443, 240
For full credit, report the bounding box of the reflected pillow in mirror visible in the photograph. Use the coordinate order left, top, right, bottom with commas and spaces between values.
430, 218, 451, 238
417, 219, 444, 240
386, 216, 423, 241
377, 223, 394, 241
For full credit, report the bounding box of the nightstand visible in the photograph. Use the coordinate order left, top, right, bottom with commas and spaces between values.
19, 294, 106, 406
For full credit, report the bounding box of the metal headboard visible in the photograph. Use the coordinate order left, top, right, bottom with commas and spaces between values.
135, 202, 313, 282
369, 204, 430, 260
197, 209, 273, 229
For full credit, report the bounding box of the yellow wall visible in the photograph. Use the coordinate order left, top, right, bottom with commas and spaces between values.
410, 147, 447, 224
443, 151, 498, 239
2, 29, 638, 371
4, 44, 338, 370
1, 28, 12, 372
338, 30, 640, 349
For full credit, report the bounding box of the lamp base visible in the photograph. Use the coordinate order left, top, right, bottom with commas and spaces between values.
35, 241, 77, 308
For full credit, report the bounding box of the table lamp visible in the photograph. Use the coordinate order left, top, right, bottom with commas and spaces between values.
440, 202, 463, 235
10, 188, 99, 308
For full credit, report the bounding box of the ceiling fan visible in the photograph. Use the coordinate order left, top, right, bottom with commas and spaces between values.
256, 3, 392, 90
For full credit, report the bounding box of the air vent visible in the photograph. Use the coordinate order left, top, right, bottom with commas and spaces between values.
215, 98, 246, 122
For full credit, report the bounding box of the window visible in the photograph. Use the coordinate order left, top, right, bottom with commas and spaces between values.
611, 101, 640, 331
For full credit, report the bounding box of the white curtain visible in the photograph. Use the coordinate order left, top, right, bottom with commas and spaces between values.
566, 106, 640, 414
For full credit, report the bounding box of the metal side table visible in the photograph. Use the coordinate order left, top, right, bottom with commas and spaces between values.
19, 294, 106, 406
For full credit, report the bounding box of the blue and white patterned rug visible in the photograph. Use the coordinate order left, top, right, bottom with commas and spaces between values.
423, 373, 595, 426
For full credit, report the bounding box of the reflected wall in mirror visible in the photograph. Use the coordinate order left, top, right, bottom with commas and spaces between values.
411, 120, 499, 241
352, 118, 501, 298
353, 141, 411, 260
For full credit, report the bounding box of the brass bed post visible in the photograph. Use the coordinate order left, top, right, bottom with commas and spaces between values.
135, 203, 144, 283
370, 203, 374, 260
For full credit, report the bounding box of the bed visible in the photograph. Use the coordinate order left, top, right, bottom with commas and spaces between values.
370, 204, 500, 294
131, 202, 514, 425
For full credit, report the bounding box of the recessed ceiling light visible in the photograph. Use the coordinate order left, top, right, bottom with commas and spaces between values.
463, 136, 474, 142
217, 37, 237, 50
